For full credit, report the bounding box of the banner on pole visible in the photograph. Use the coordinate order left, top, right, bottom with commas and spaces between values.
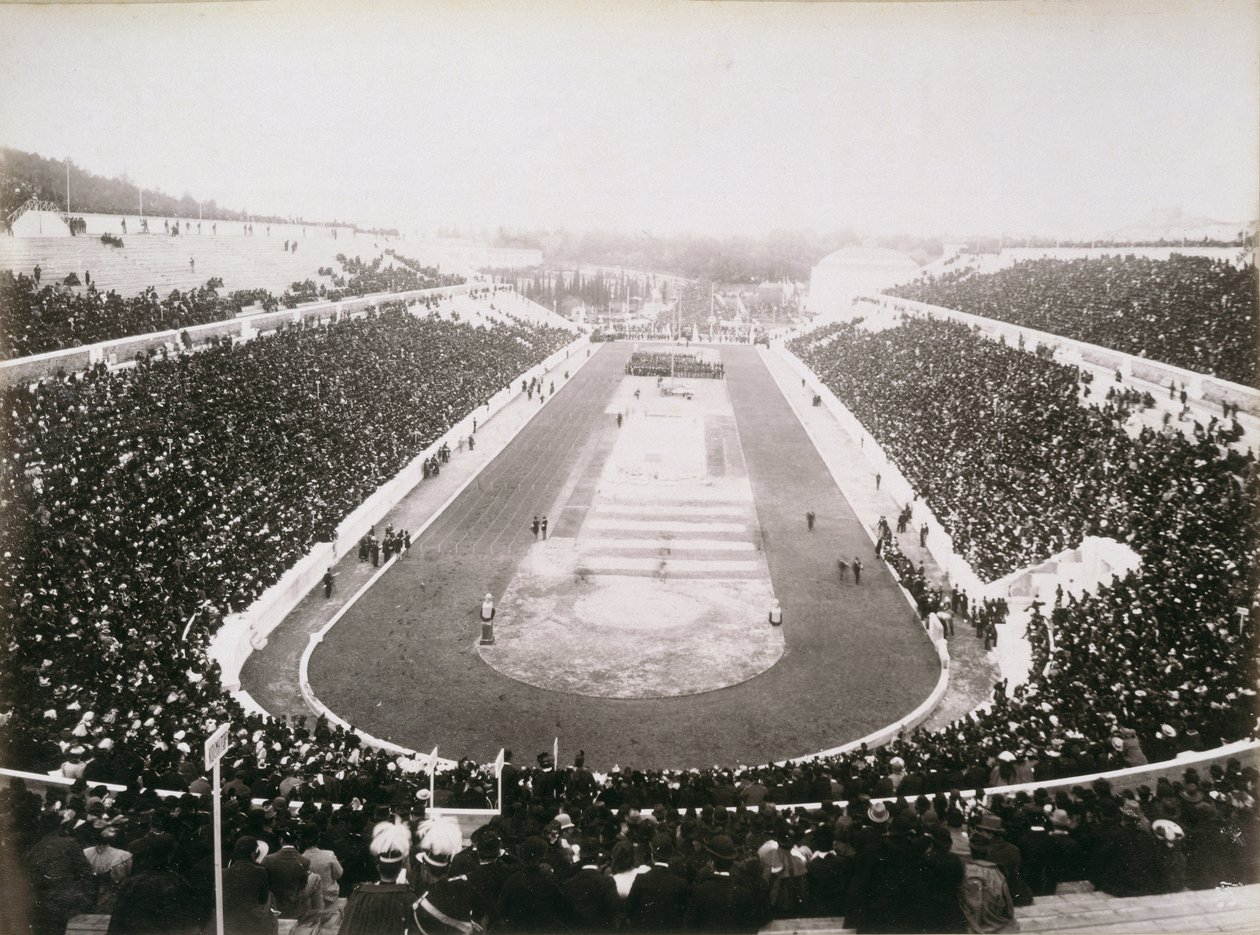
204, 723, 231, 772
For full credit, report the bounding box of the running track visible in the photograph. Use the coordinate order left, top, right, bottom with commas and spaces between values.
273, 344, 940, 768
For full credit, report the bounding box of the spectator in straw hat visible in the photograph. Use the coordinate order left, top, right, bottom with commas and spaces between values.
1151, 819, 1189, 893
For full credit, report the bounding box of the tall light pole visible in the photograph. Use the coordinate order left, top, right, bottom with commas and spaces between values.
65, 159, 70, 214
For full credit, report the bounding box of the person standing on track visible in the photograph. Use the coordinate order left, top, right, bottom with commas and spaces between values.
541, 515, 549, 539
323, 568, 335, 599
837, 558, 849, 583
531, 516, 540, 540
853, 557, 863, 585
806, 510, 816, 532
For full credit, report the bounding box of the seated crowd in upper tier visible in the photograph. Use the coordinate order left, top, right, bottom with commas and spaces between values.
888, 255, 1258, 386
0, 250, 465, 359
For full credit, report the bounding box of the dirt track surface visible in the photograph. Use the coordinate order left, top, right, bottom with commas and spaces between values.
262, 344, 940, 770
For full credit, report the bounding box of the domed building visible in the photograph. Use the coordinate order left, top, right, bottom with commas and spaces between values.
807, 245, 920, 318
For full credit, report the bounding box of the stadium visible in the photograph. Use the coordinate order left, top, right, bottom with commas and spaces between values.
1, 2, 1258, 934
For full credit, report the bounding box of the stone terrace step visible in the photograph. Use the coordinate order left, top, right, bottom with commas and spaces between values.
65, 916, 109, 935
760, 918, 854, 934
68, 888, 1257, 935
68, 898, 350, 935
1016, 884, 1260, 933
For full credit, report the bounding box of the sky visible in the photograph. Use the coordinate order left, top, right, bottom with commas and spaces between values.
1, 0, 1256, 239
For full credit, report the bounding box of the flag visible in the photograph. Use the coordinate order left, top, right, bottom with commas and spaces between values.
494, 748, 506, 778
552, 737, 558, 772
428, 745, 439, 801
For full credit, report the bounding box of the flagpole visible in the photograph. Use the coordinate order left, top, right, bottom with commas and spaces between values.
494, 748, 505, 814
429, 745, 439, 802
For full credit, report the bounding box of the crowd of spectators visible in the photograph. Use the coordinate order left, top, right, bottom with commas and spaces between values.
4, 285, 1260, 929
787, 313, 1257, 766
322, 253, 464, 303
0, 272, 260, 358
4, 315, 1255, 807
888, 256, 1258, 386
0, 304, 572, 788
7, 751, 1258, 933
0, 250, 467, 359
790, 317, 1246, 580
625, 351, 724, 380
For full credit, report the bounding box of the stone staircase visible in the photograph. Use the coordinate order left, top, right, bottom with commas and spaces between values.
1012, 885, 1260, 933
755, 885, 1260, 935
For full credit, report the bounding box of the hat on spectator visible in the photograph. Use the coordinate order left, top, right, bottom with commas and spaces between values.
997, 750, 1016, 763
1179, 784, 1204, 805
475, 831, 502, 859
929, 825, 953, 848
519, 835, 547, 866
977, 813, 1004, 835
1049, 809, 1073, 829
1151, 819, 1185, 843
555, 812, 575, 831
706, 834, 738, 861
1120, 799, 1144, 821
867, 802, 890, 824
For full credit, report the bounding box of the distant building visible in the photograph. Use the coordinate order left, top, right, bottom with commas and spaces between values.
807, 246, 920, 317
